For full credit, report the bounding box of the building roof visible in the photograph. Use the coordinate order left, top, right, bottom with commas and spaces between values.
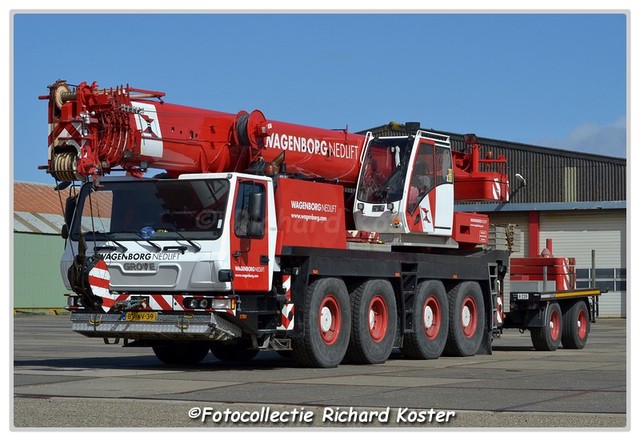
14, 182, 66, 234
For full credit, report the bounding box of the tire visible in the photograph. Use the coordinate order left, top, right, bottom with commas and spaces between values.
444, 281, 485, 357
152, 341, 210, 366
531, 302, 562, 351
345, 279, 397, 364
292, 278, 351, 368
401, 280, 449, 359
210, 342, 259, 362
561, 300, 591, 349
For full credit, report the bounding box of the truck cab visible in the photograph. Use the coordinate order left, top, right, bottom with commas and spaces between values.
62, 173, 276, 320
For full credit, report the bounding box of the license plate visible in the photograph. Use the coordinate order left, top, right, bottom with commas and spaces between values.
125, 311, 157, 321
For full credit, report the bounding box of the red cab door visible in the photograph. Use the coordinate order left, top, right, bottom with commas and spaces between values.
229, 178, 270, 291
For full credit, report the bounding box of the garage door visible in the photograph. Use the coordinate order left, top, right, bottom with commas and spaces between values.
540, 210, 626, 318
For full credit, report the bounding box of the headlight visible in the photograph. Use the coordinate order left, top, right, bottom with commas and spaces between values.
210, 298, 233, 309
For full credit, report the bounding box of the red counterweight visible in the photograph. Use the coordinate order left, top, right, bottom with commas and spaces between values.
452, 134, 510, 202
43, 80, 366, 186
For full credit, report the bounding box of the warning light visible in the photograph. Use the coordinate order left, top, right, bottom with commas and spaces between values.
264, 163, 276, 176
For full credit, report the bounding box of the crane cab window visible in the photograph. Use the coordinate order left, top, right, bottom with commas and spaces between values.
357, 137, 413, 204
407, 143, 453, 214
407, 142, 435, 213
435, 146, 452, 186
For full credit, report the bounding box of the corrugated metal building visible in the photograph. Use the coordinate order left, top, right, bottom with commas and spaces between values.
14, 182, 68, 310
363, 123, 627, 317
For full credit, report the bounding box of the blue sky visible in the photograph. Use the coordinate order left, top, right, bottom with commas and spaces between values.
11, 12, 628, 184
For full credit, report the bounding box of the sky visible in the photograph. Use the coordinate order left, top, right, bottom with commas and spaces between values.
8, 9, 629, 185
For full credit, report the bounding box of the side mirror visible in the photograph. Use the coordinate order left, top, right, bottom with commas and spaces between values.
63, 195, 77, 235
248, 191, 264, 222
64, 195, 76, 225
218, 269, 234, 282
246, 191, 265, 239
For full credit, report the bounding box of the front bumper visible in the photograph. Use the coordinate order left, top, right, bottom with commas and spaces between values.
70, 312, 243, 341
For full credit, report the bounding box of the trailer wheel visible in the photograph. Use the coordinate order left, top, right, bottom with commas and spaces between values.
561, 300, 591, 349
444, 281, 485, 357
292, 278, 351, 368
531, 302, 562, 351
401, 280, 449, 359
345, 279, 397, 364
152, 342, 210, 366
210, 342, 259, 362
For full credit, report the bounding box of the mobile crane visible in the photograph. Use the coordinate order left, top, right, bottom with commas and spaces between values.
40, 80, 601, 368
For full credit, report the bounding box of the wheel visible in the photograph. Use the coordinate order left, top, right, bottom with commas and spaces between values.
561, 300, 591, 349
531, 302, 562, 351
292, 278, 351, 368
401, 280, 449, 359
444, 281, 485, 357
152, 341, 210, 366
345, 279, 397, 364
210, 342, 259, 362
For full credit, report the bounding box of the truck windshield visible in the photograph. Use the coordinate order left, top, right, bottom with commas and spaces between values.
70, 179, 230, 242
356, 137, 413, 204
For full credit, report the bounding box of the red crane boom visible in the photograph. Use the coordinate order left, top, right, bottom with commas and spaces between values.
42, 80, 366, 186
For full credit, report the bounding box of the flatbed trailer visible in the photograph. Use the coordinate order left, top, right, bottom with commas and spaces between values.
504, 288, 601, 351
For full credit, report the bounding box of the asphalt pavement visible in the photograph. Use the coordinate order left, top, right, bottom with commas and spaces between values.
12, 313, 627, 431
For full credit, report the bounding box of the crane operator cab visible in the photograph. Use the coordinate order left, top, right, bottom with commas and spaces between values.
353, 131, 454, 239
